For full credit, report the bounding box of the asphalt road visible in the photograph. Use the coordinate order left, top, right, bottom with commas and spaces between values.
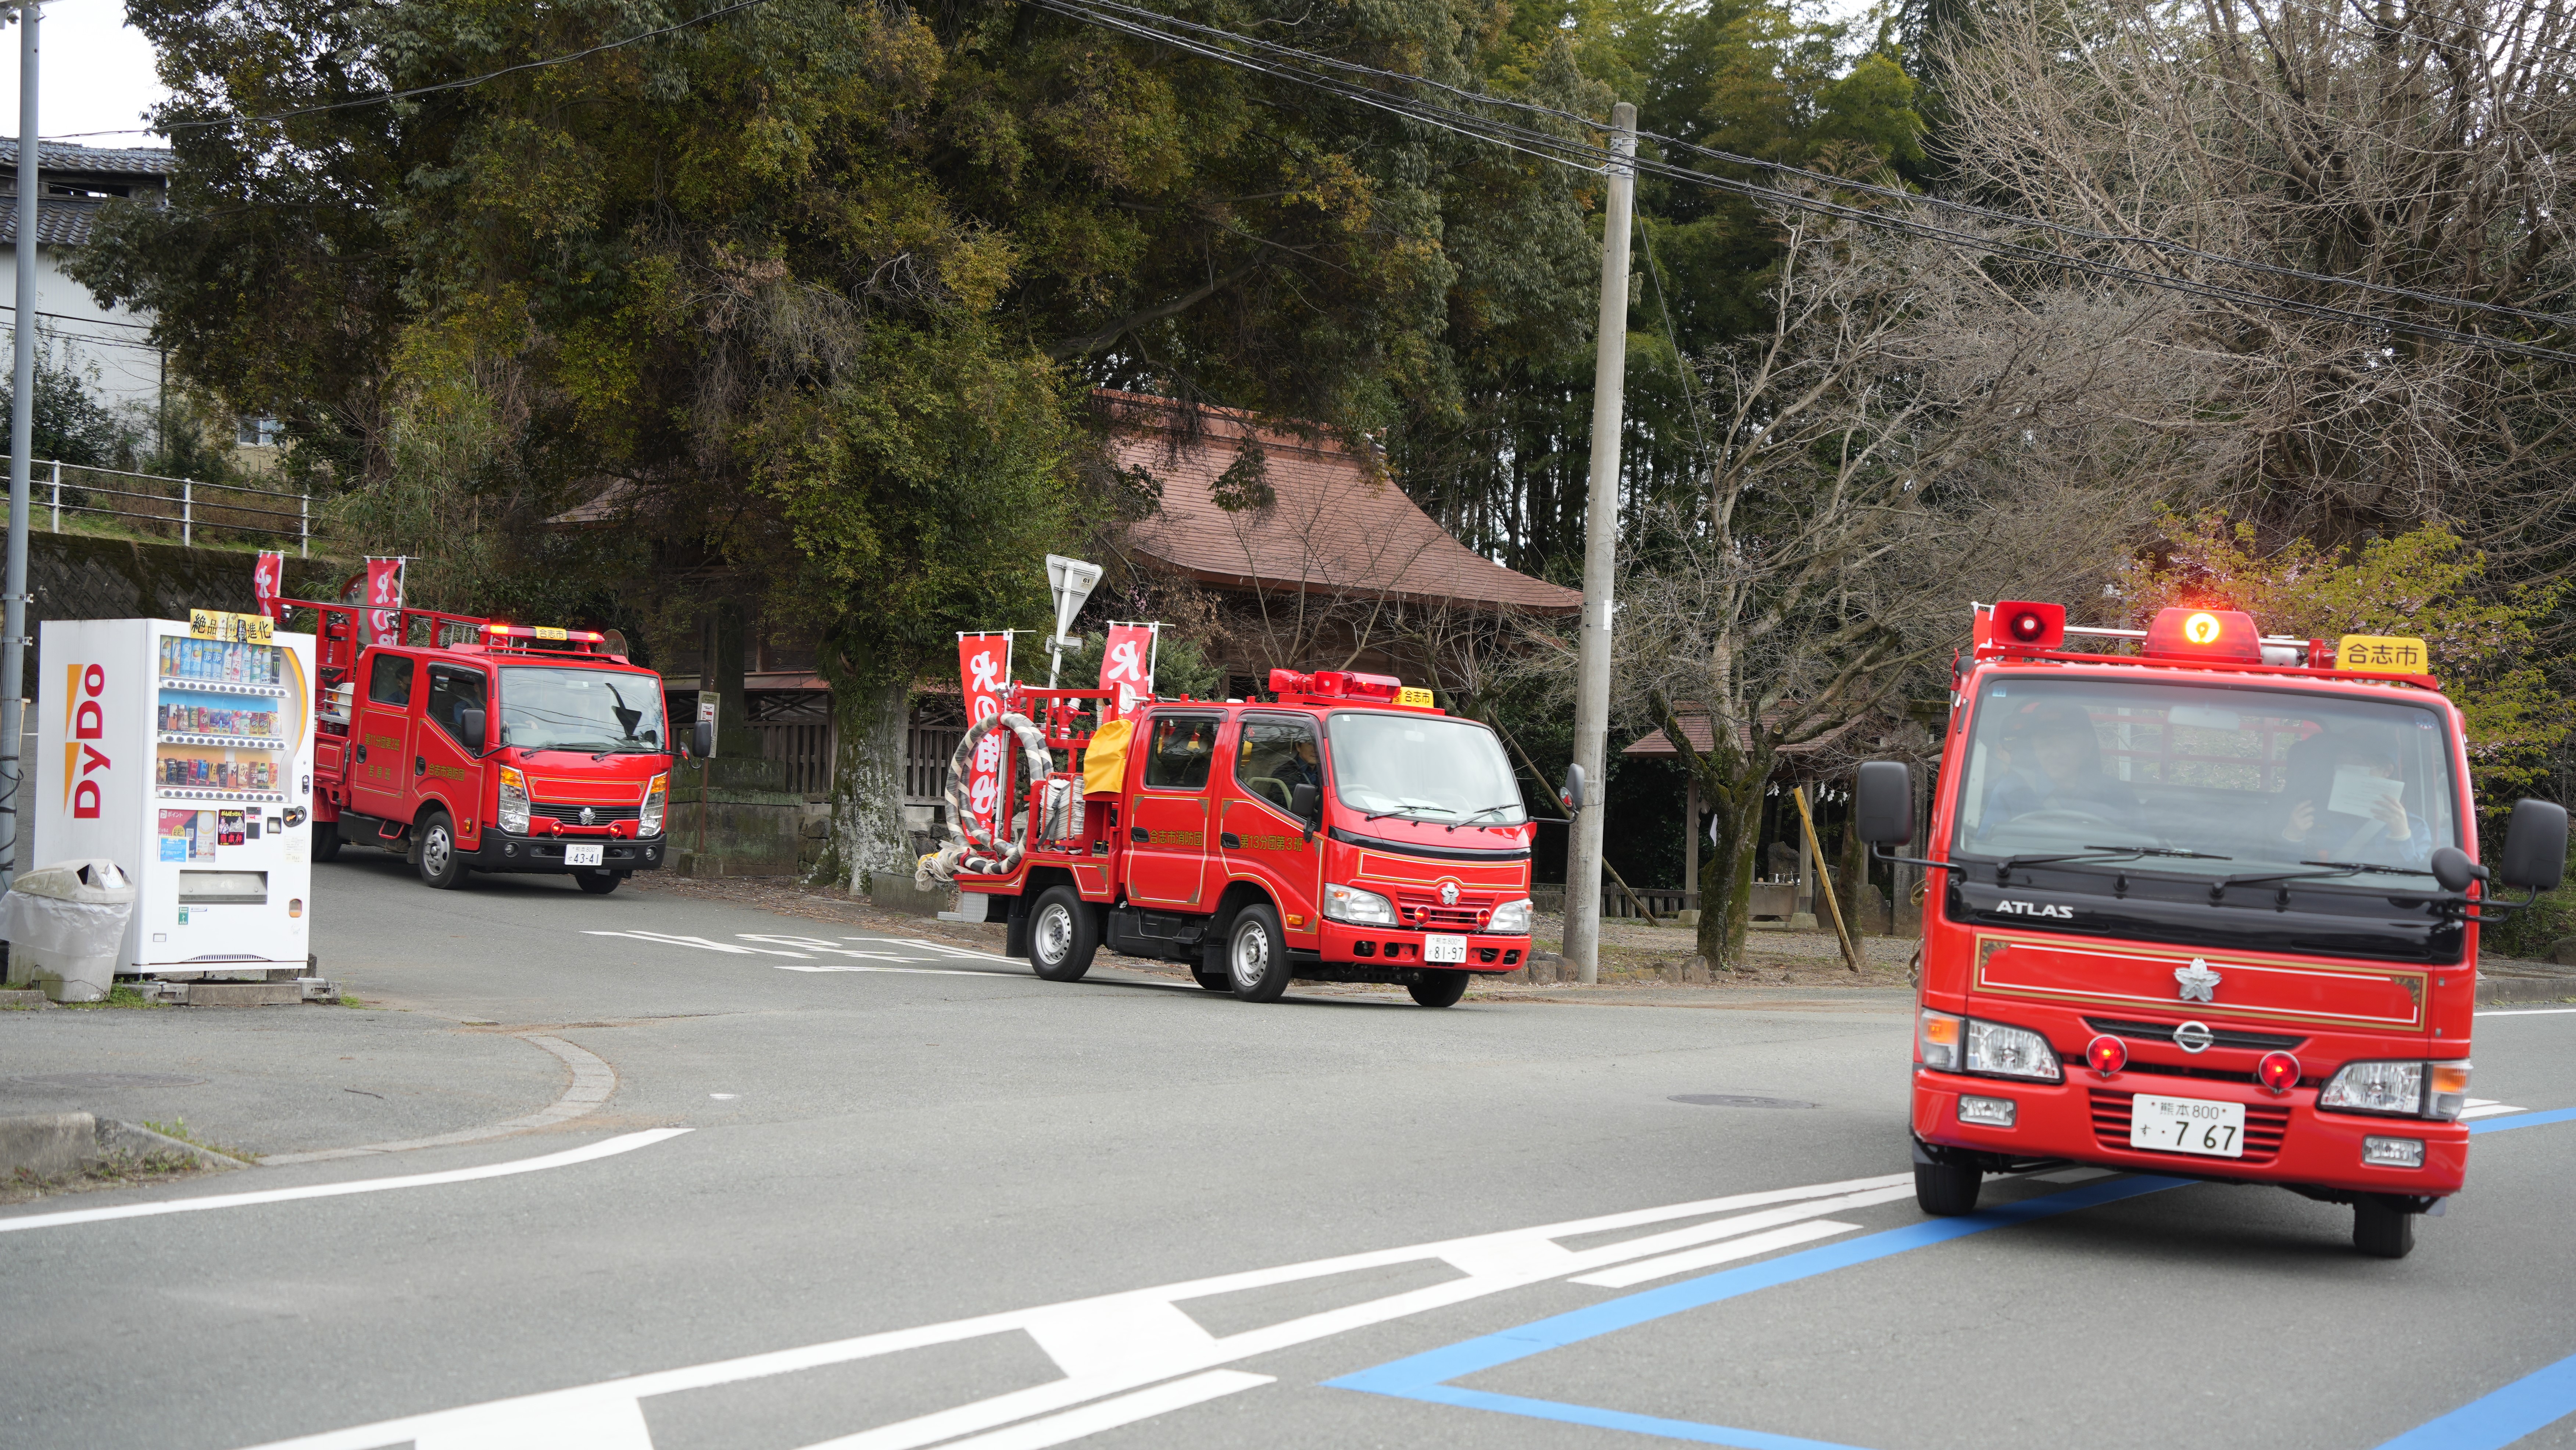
5, 852, 2574, 1450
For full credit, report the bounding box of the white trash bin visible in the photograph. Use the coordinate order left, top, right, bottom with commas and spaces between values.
0, 860, 138, 1002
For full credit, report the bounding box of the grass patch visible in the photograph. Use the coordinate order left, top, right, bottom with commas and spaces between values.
56, 982, 162, 1010
139, 1118, 254, 1162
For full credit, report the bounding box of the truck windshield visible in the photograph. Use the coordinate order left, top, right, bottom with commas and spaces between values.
1327, 714, 1526, 826
1950, 675, 2465, 960
498, 667, 666, 754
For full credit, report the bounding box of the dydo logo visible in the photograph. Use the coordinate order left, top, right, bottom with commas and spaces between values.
61, 661, 110, 819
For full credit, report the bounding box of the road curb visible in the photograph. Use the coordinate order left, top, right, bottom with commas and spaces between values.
2479, 974, 2576, 1006
258, 1033, 618, 1165
1, 1113, 251, 1181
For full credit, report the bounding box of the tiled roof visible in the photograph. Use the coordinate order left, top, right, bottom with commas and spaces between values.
0, 196, 104, 246
0, 138, 175, 175
1103, 390, 1582, 616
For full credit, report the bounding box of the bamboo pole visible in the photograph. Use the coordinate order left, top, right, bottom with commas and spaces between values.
1792, 785, 1863, 974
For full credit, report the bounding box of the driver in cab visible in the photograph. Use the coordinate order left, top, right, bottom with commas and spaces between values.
1982, 708, 2140, 832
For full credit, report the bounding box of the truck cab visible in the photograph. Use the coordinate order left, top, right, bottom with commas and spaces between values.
1859, 601, 2566, 1257
290, 595, 673, 894
962, 669, 1538, 1006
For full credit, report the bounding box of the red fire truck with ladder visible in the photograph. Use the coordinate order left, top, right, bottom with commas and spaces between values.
941, 669, 1544, 1006
1854, 600, 2566, 1257
278, 588, 679, 893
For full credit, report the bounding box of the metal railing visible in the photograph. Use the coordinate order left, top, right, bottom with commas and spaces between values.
31, 458, 313, 555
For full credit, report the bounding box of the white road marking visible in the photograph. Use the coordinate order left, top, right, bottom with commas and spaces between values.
264, 1035, 620, 1165
2459, 1103, 2527, 1119
1569, 1220, 1862, 1288
230, 1170, 1914, 1450
2034, 1166, 2120, 1183
1, 1130, 688, 1235
2476, 1007, 2576, 1016
928, 1371, 1274, 1450
880, 936, 1028, 967
772, 963, 1002, 978
584, 930, 815, 957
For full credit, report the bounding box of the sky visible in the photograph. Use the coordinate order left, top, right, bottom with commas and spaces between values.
6, 0, 171, 146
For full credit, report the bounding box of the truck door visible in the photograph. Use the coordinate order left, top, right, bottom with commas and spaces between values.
1223, 715, 1323, 937
1125, 712, 1222, 908
348, 651, 420, 823
420, 664, 490, 847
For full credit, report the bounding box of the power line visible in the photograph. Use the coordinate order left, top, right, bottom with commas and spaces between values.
1026, 0, 2576, 365
44, 0, 783, 141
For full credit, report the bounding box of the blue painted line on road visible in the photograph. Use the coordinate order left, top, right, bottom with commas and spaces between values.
2469, 1104, 2576, 1135
2372, 1351, 2576, 1449
1327, 1174, 2185, 1432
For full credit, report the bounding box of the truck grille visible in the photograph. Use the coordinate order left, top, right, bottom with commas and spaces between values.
2090, 1090, 2291, 1165
1395, 891, 1492, 929
532, 803, 640, 825
2083, 1016, 2307, 1051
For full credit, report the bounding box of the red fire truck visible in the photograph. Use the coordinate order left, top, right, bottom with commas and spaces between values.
1856, 601, 2566, 1257
279, 590, 679, 893
957, 669, 1541, 1006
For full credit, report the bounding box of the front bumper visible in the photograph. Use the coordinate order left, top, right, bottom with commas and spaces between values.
466, 829, 668, 875
1314, 919, 1528, 972
1912, 1067, 2467, 1197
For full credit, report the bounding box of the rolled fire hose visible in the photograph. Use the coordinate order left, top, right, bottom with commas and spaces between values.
917, 712, 1082, 885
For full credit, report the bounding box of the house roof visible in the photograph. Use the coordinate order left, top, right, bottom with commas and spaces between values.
0, 139, 176, 175
0, 196, 105, 246
1103, 390, 1582, 616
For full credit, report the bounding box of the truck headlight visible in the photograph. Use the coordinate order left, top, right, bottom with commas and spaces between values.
640, 774, 667, 836
1323, 883, 1398, 926
1488, 897, 1533, 934
497, 765, 531, 835
2321, 1060, 2468, 1119
1964, 1018, 2063, 1082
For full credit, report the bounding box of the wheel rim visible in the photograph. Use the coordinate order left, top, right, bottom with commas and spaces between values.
423, 826, 450, 876
1230, 919, 1270, 989
1035, 904, 1073, 965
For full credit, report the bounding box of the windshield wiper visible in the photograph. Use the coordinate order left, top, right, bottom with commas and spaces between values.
1365, 806, 1454, 823
1447, 803, 1521, 832
2297, 859, 2436, 878
1990, 844, 2231, 881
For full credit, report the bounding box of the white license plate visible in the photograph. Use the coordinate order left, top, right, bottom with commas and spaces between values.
565, 844, 604, 867
1424, 934, 1468, 964
2129, 1094, 2247, 1158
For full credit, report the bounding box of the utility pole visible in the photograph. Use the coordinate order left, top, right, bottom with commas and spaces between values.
1562, 100, 1636, 986
2, 0, 37, 892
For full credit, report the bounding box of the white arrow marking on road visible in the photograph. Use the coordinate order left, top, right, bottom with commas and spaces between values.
1570, 1219, 1863, 1288
583, 930, 815, 957
0, 1130, 690, 1235
230, 1170, 1914, 1450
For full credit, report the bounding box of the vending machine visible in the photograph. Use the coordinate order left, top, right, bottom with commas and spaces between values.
34, 614, 317, 977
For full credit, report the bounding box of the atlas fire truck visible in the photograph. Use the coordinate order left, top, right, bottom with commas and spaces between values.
955, 669, 1540, 1006
279, 591, 675, 893
1856, 601, 2566, 1258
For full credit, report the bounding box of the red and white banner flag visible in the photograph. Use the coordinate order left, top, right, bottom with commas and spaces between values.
958, 632, 1013, 836
252, 551, 284, 621
1098, 621, 1158, 721
364, 557, 403, 645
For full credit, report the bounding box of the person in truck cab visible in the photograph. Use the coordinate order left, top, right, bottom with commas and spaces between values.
2273, 735, 2431, 869
1979, 707, 2139, 831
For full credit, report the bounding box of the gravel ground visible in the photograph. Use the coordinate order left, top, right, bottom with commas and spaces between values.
624, 874, 1922, 998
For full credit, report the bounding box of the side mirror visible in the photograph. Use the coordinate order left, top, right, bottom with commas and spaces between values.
459, 707, 486, 751
1560, 764, 1585, 815
1289, 782, 1320, 843
692, 721, 715, 760
1855, 760, 1914, 846
2429, 846, 2485, 895
2496, 799, 2568, 891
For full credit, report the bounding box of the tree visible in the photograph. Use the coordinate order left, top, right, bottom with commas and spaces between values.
0, 347, 130, 469
78, 0, 1606, 890
1603, 209, 2188, 970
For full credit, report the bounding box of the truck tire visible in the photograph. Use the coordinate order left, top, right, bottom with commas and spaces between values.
1914, 1157, 1982, 1216
575, 870, 623, 896
415, 811, 469, 890
311, 820, 341, 863
1190, 967, 1232, 992
1407, 970, 1469, 1008
1225, 901, 1292, 1003
1028, 886, 1099, 982
2353, 1197, 2416, 1259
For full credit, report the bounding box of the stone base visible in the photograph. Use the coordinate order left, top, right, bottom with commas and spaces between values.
869, 875, 957, 918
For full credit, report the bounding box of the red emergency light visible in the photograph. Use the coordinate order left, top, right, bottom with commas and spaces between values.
484, 622, 607, 645
2085, 1035, 2126, 1078
1268, 668, 1402, 702
2257, 1051, 2303, 1095
1992, 600, 2066, 650
2143, 607, 2262, 664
